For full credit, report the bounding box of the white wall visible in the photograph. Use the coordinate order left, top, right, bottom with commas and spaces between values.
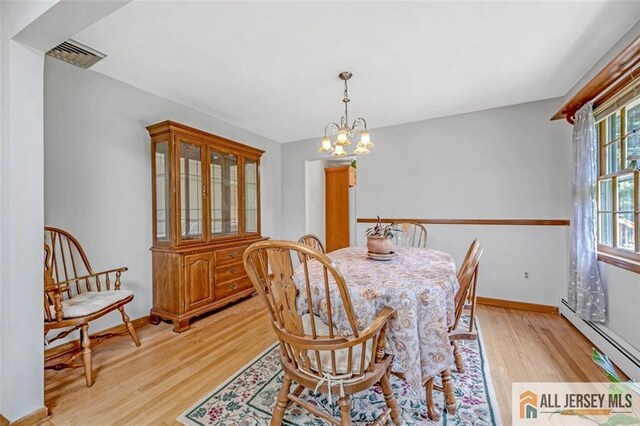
1, 2, 134, 421
599, 264, 640, 350
304, 159, 326, 238
44, 57, 282, 342
1, 38, 46, 424
1, 1, 57, 421
283, 98, 572, 306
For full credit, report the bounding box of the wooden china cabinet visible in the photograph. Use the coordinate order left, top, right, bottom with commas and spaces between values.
147, 121, 266, 332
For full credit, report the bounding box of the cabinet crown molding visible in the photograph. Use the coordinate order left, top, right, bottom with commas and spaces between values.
146, 120, 265, 157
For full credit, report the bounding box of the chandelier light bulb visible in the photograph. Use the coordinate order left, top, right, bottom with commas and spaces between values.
318, 136, 334, 153
332, 144, 347, 157
354, 143, 370, 155
360, 131, 374, 149
336, 128, 350, 146
360, 131, 370, 144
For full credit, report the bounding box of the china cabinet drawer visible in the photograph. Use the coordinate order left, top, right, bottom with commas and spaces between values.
215, 245, 247, 266
216, 277, 252, 300
215, 262, 246, 283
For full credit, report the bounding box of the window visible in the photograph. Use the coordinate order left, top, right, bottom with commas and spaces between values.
596, 97, 640, 262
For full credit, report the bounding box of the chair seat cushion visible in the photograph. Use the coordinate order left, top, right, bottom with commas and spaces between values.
53, 290, 133, 319
300, 313, 371, 375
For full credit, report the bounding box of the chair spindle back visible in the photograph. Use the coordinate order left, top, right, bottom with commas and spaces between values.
244, 240, 383, 379
457, 239, 479, 282
453, 241, 483, 329
297, 234, 326, 254
44, 243, 60, 322
44, 227, 93, 298
395, 222, 428, 248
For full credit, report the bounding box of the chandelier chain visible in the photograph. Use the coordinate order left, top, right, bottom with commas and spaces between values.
343, 79, 350, 127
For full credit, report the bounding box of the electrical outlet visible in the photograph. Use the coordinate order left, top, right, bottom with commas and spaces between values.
524, 272, 530, 280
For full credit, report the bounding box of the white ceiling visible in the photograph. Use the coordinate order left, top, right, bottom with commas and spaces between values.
75, 1, 640, 143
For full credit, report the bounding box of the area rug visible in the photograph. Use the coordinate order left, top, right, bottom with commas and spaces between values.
178, 318, 501, 425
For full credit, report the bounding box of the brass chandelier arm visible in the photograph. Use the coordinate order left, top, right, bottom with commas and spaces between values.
324, 122, 341, 136
324, 119, 367, 136
351, 117, 368, 131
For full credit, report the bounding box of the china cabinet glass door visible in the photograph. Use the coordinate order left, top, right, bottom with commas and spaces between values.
180, 141, 204, 241
210, 151, 239, 237
244, 159, 259, 234
154, 141, 170, 242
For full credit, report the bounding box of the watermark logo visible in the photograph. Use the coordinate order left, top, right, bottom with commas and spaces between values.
512, 382, 639, 425
519, 390, 538, 419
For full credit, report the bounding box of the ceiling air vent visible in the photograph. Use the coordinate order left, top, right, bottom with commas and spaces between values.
46, 39, 106, 69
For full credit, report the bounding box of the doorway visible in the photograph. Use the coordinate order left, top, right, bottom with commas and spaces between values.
304, 157, 357, 251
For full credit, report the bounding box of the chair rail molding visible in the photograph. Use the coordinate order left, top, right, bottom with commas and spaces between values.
357, 218, 570, 226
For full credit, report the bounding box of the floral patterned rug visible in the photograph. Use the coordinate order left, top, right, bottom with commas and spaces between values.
178, 318, 501, 425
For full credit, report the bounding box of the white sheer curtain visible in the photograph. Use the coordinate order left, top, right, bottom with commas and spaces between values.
568, 102, 606, 322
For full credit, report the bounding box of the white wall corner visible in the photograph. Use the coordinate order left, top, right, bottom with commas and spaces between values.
0, 0, 130, 421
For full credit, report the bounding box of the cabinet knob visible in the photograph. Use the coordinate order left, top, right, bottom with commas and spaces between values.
229, 252, 238, 258
230, 282, 238, 290
230, 267, 238, 274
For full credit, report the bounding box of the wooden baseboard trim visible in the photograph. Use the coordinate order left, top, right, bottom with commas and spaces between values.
357, 218, 570, 226
45, 316, 149, 360
0, 407, 49, 426
477, 297, 559, 314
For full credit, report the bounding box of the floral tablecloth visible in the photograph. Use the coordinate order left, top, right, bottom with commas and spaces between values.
292, 246, 459, 393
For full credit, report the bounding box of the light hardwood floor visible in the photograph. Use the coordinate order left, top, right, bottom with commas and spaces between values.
44, 296, 615, 425
477, 305, 622, 424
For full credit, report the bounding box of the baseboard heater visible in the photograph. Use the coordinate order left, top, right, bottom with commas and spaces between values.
560, 299, 640, 381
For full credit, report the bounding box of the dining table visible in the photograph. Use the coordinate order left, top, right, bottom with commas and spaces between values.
292, 245, 460, 416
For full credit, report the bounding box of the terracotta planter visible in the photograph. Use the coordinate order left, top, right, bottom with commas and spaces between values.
367, 236, 394, 254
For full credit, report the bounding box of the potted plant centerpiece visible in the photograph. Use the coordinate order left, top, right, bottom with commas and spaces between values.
365, 217, 399, 255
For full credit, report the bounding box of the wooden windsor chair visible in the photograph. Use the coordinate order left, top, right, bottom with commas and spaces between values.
451, 240, 483, 372
458, 239, 482, 334
297, 234, 326, 254
243, 240, 401, 426
395, 222, 428, 248
44, 227, 141, 387
425, 240, 484, 420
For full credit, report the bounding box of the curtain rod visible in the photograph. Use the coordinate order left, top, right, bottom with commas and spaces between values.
551, 35, 640, 125
593, 66, 640, 118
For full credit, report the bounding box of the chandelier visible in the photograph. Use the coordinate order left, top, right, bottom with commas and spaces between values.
318, 71, 373, 156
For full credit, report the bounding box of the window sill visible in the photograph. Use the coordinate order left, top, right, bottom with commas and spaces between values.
597, 251, 640, 274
